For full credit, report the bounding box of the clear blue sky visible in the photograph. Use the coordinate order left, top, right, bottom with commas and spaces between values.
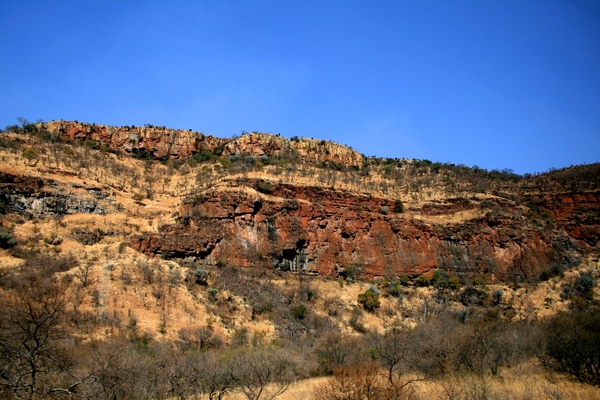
1, 0, 599, 174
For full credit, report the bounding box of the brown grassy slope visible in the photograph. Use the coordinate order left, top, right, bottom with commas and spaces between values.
1, 131, 599, 340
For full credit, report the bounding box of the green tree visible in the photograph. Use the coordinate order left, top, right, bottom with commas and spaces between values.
22, 147, 38, 161
394, 199, 404, 213
358, 287, 380, 311
132, 192, 145, 204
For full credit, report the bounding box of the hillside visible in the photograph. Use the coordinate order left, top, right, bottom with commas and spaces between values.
0, 120, 599, 399
3, 120, 598, 281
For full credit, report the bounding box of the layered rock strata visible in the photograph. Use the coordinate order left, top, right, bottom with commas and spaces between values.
132, 179, 600, 281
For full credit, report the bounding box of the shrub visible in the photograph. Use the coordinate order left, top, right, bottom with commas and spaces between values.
194, 268, 208, 285
314, 362, 414, 400
367, 284, 381, 296
394, 199, 404, 213
472, 277, 486, 287
72, 227, 105, 245
84, 139, 99, 149
244, 155, 256, 165
432, 270, 451, 288
388, 281, 403, 298
540, 309, 600, 385
219, 157, 232, 168
292, 304, 308, 320
358, 288, 380, 311
460, 287, 489, 306
216, 258, 227, 268
540, 271, 551, 281
0, 229, 16, 249
189, 148, 215, 164
342, 265, 359, 282
64, 146, 75, 157
132, 193, 144, 204
380, 206, 389, 214
491, 289, 503, 304
416, 274, 433, 287
577, 274, 595, 295
256, 180, 275, 194
22, 147, 38, 160
448, 276, 461, 289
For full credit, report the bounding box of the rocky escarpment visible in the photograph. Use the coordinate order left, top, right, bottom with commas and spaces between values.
131, 178, 599, 281
0, 173, 119, 218
524, 192, 600, 247
41, 120, 226, 160
39, 121, 364, 167
222, 133, 364, 167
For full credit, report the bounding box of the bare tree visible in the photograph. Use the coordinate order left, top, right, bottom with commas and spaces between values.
81, 338, 144, 399
313, 361, 416, 400
0, 277, 87, 399
313, 331, 362, 375
231, 347, 298, 400
198, 352, 235, 400
367, 328, 420, 386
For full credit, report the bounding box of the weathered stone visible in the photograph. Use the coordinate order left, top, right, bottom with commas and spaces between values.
131, 178, 600, 281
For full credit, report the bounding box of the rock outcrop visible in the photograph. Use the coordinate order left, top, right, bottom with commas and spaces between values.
132, 178, 600, 281
41, 121, 226, 160
0, 173, 119, 218
39, 121, 364, 167
222, 133, 364, 167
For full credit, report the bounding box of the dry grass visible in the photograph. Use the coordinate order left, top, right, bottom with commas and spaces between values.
223, 377, 328, 400
414, 370, 600, 400
200, 372, 600, 400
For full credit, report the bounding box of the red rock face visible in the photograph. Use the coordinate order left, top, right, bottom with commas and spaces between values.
40, 122, 364, 167
222, 133, 364, 167
131, 179, 599, 281
42, 121, 226, 160
533, 192, 600, 247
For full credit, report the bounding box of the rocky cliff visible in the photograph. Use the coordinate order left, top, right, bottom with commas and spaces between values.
42, 120, 226, 160
0, 173, 119, 218
131, 177, 600, 282
39, 121, 364, 167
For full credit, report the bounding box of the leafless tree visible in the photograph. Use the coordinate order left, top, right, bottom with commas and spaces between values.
231, 347, 298, 400
0, 277, 88, 399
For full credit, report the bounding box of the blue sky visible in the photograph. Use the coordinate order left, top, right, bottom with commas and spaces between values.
1, 0, 598, 174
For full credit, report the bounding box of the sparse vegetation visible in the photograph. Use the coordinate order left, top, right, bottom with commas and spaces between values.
394, 199, 404, 213
194, 268, 209, 285
358, 286, 381, 311
0, 229, 16, 248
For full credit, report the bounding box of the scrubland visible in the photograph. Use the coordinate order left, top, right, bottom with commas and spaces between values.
1, 125, 599, 399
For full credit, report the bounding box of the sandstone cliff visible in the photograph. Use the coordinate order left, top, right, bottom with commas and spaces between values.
131, 176, 599, 281
39, 121, 364, 167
